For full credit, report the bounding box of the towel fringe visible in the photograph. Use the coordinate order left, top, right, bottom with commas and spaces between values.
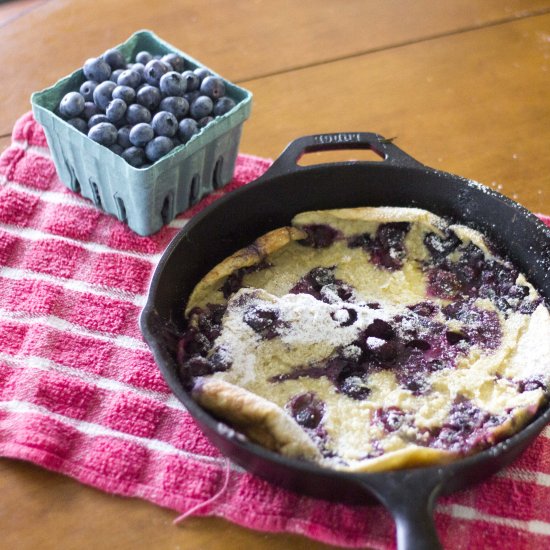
173, 459, 232, 525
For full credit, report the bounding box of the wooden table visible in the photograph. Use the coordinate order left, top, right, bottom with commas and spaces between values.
1, 1, 549, 548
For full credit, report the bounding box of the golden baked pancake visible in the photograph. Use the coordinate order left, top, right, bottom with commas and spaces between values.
177, 207, 550, 472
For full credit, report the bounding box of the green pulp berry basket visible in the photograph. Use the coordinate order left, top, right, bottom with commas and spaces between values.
31, 30, 253, 236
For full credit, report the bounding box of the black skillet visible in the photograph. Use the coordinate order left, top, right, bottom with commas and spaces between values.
140, 133, 550, 550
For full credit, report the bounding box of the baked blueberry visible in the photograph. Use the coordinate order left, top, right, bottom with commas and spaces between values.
299, 224, 341, 248
288, 392, 326, 429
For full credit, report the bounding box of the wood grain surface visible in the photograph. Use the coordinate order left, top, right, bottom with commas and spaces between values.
2, 1, 550, 549
2, 0, 550, 135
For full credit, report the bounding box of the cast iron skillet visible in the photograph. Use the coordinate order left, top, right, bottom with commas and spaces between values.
141, 133, 550, 550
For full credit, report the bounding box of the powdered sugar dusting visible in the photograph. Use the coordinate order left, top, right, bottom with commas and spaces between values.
216, 289, 395, 370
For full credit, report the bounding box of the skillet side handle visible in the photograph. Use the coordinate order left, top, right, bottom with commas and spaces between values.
264, 132, 424, 179
357, 469, 445, 550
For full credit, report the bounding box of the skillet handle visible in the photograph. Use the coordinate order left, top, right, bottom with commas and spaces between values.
264, 132, 424, 178
357, 469, 446, 550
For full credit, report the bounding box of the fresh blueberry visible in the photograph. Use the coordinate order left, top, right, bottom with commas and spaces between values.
144, 59, 168, 86
92, 80, 116, 110
162, 53, 185, 73
200, 76, 225, 99
117, 69, 142, 88
82, 101, 99, 120
181, 70, 200, 92
106, 98, 127, 123
121, 146, 146, 167
183, 90, 200, 105
79, 80, 98, 102
194, 67, 212, 81
145, 136, 174, 162
109, 143, 124, 155
88, 122, 117, 146
117, 125, 132, 149
126, 103, 151, 125
159, 71, 186, 96
59, 91, 85, 118
190, 95, 213, 119
103, 48, 126, 70
197, 116, 214, 128
135, 51, 153, 65
136, 84, 161, 111
129, 123, 155, 147
110, 69, 124, 83
159, 96, 189, 119
112, 85, 136, 104
178, 118, 199, 142
66, 118, 88, 132
129, 62, 145, 77
83, 57, 111, 82
213, 96, 236, 116
87, 113, 110, 127
152, 111, 178, 137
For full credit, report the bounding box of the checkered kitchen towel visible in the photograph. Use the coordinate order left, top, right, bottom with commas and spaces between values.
0, 112, 549, 549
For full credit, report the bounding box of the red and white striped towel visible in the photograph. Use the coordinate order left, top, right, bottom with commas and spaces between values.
0, 112, 549, 549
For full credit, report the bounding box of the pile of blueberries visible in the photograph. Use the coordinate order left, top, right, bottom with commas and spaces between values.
57, 48, 237, 167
